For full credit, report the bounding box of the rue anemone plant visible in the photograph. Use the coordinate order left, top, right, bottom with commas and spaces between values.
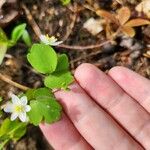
0, 23, 74, 149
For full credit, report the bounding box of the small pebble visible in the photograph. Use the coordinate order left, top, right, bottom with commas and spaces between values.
130, 50, 141, 59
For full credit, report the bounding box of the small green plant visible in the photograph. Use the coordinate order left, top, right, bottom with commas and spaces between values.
0, 27, 73, 148
0, 23, 31, 64
60, 0, 71, 5
0, 119, 27, 149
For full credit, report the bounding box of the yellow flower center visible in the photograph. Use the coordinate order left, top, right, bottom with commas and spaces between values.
46, 35, 56, 41
14, 105, 24, 113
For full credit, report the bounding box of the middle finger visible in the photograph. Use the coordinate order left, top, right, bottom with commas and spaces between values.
55, 83, 143, 150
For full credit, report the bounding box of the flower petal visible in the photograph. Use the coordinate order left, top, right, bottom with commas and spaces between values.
10, 113, 18, 121
25, 105, 31, 112
20, 96, 28, 105
40, 35, 49, 45
4, 103, 13, 113
19, 113, 27, 122
51, 41, 63, 46
11, 94, 20, 104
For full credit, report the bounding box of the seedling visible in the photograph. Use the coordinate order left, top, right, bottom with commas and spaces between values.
0, 23, 31, 64
60, 0, 71, 5
0, 26, 73, 148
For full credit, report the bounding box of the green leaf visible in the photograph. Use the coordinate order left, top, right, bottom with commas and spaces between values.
0, 43, 7, 65
55, 54, 69, 72
60, 0, 71, 5
0, 27, 8, 43
25, 89, 36, 100
26, 88, 54, 101
0, 118, 27, 146
0, 97, 2, 118
28, 98, 62, 126
0, 27, 8, 64
0, 110, 2, 118
39, 99, 62, 123
22, 30, 32, 47
44, 53, 73, 89
26, 88, 59, 125
0, 139, 9, 150
7, 39, 16, 48
34, 88, 54, 99
27, 44, 58, 74
44, 71, 73, 89
0, 97, 2, 102
11, 23, 26, 42
28, 101, 43, 126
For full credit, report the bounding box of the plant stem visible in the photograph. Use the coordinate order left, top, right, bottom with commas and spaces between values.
0, 73, 30, 91
57, 40, 111, 50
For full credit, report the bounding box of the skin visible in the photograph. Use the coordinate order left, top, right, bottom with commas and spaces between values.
40, 63, 150, 150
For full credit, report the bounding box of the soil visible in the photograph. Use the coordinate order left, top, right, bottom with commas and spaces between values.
0, 0, 150, 149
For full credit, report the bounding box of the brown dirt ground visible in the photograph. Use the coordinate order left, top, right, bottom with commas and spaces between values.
0, 0, 150, 149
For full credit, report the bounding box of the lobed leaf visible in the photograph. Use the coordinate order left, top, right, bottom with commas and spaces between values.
34, 88, 54, 99
44, 53, 74, 89
44, 71, 73, 89
27, 44, 58, 74
28, 101, 43, 125
55, 54, 69, 72
26, 88, 54, 100
28, 98, 62, 126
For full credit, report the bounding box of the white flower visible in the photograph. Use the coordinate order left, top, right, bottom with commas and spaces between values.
40, 35, 63, 46
4, 94, 31, 122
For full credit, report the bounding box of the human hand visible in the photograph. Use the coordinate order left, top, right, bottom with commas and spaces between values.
40, 63, 150, 150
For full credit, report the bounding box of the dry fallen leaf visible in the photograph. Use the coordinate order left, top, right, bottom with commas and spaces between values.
143, 51, 150, 58
96, 10, 118, 24
124, 18, 150, 27
121, 26, 135, 37
96, 5, 150, 38
117, 7, 131, 25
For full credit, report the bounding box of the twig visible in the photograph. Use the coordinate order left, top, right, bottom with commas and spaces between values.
21, 3, 41, 38
57, 40, 111, 50
83, 4, 95, 12
0, 73, 30, 91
